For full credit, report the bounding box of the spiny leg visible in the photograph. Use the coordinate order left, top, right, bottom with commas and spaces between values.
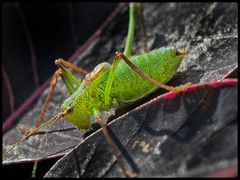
19, 70, 62, 136
93, 109, 138, 178
117, 52, 191, 92
35, 70, 65, 130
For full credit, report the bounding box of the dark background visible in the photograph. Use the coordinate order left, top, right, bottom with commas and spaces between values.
2, 3, 118, 121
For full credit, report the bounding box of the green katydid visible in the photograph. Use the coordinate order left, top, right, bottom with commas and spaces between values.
4, 3, 190, 177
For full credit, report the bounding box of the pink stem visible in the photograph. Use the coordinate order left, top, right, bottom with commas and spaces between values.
15, 3, 39, 88
221, 66, 238, 79
2, 65, 15, 114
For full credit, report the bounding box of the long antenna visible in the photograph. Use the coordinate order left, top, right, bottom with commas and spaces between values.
31, 111, 66, 178
3, 109, 69, 157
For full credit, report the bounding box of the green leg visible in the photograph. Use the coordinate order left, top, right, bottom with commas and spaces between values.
58, 64, 81, 94
55, 58, 88, 94
124, 3, 139, 57
93, 109, 138, 178
105, 3, 139, 107
104, 54, 121, 107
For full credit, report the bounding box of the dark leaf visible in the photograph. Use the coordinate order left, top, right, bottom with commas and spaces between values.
44, 80, 237, 177
3, 2, 237, 178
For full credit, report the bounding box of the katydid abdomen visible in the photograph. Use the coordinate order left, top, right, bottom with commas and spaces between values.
112, 47, 183, 103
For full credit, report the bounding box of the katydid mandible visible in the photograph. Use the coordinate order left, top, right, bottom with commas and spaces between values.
5, 3, 190, 177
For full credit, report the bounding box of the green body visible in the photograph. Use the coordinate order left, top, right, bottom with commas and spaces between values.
61, 47, 184, 130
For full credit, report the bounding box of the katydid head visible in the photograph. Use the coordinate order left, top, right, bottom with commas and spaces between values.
61, 97, 92, 132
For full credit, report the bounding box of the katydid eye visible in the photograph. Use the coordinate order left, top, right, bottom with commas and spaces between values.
67, 107, 73, 114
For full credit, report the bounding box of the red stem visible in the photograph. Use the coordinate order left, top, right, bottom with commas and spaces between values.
15, 3, 39, 88
2, 65, 15, 113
